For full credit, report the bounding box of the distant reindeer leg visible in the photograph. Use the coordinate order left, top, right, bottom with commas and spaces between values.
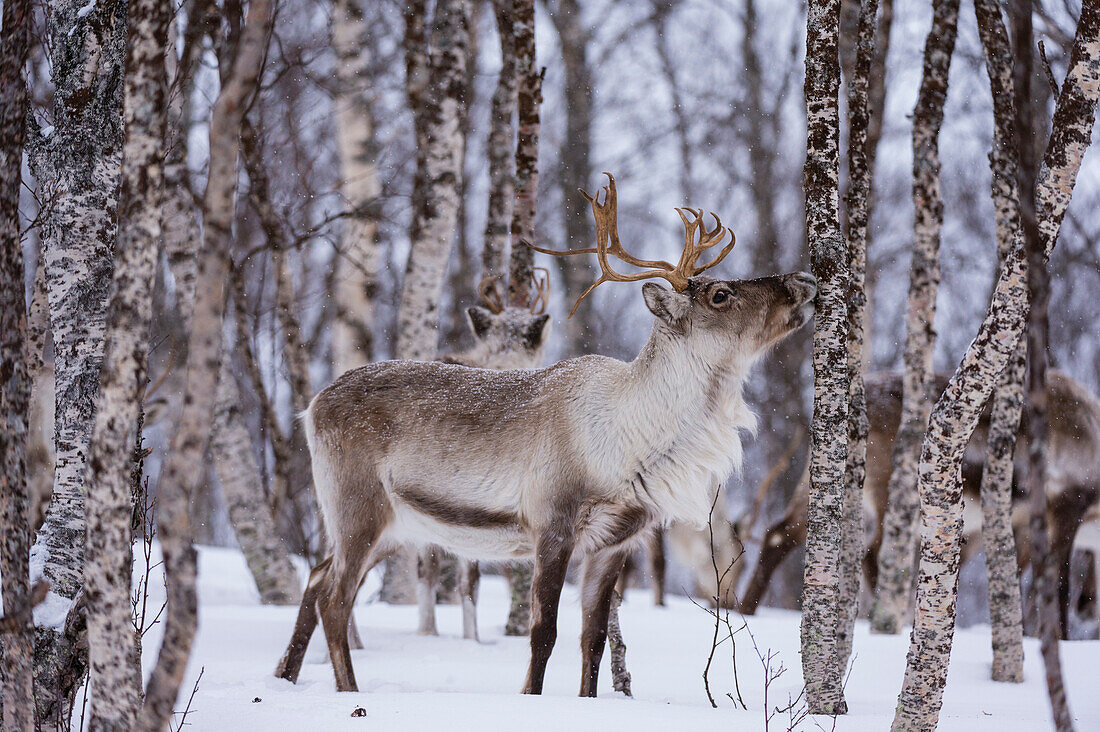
648, 526, 666, 606
459, 559, 480, 641
578, 547, 630, 697
522, 530, 575, 695
739, 513, 805, 615
417, 546, 441, 636
1050, 488, 1097, 639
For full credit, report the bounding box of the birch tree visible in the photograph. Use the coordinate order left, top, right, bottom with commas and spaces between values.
974, 0, 1025, 683
870, 0, 960, 635
891, 4, 1100, 728
25, 0, 127, 722
384, 0, 472, 604
0, 0, 35, 726
331, 0, 382, 371
83, 0, 171, 726
395, 0, 472, 363
138, 0, 275, 726
799, 0, 851, 715
837, 0, 879, 674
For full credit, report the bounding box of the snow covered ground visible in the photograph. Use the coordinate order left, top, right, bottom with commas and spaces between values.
126, 545, 1100, 731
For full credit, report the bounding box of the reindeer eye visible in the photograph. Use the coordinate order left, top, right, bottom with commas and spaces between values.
711, 289, 732, 306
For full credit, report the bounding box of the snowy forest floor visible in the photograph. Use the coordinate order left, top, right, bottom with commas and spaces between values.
122, 545, 1100, 731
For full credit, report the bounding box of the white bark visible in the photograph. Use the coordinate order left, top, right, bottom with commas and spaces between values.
331, 0, 382, 372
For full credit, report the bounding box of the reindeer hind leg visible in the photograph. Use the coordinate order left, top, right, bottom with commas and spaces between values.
275, 556, 332, 683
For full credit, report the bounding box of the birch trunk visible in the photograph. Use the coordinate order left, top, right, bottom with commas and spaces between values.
974, 0, 1026, 683
395, 0, 471, 362
799, 0, 850, 715
385, 0, 472, 604
507, 0, 540, 308
138, 0, 275, 726
0, 0, 34, 726
83, 0, 170, 727
26, 0, 128, 723
483, 0, 517, 282
331, 0, 382, 371
891, 4, 1100, 728
836, 0, 878, 674
870, 0, 959, 636
212, 358, 302, 606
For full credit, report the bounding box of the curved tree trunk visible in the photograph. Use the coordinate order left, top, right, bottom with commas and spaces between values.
83, 0, 171, 726
800, 0, 850, 715
870, 0, 959, 636
974, 0, 1026, 684
1022, 5, 1100, 729
0, 0, 35, 726
891, 5, 1100, 728
137, 0, 275, 726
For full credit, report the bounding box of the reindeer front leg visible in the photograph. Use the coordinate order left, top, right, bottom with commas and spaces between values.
522, 531, 575, 694
579, 547, 630, 697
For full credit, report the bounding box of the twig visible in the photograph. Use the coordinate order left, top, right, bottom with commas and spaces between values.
170, 666, 205, 731
1038, 41, 1061, 98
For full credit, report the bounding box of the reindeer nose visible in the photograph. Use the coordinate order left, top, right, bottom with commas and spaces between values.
786, 272, 818, 301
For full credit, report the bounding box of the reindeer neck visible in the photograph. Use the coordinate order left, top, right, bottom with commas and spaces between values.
623, 325, 746, 415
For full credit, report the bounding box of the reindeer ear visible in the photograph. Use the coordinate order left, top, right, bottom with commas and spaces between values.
466, 306, 494, 338
642, 282, 690, 329
523, 313, 552, 351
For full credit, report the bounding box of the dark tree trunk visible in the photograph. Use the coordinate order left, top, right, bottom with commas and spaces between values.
0, 0, 35, 726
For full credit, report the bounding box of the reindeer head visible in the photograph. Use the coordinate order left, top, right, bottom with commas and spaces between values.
463, 271, 552, 370
528, 172, 816, 364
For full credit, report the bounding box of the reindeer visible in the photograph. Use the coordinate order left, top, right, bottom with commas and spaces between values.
416, 270, 552, 641
737, 370, 1100, 638
274, 173, 818, 695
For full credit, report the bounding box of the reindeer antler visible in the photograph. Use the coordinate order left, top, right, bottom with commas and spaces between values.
526, 172, 735, 316
477, 275, 506, 314
529, 267, 551, 315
